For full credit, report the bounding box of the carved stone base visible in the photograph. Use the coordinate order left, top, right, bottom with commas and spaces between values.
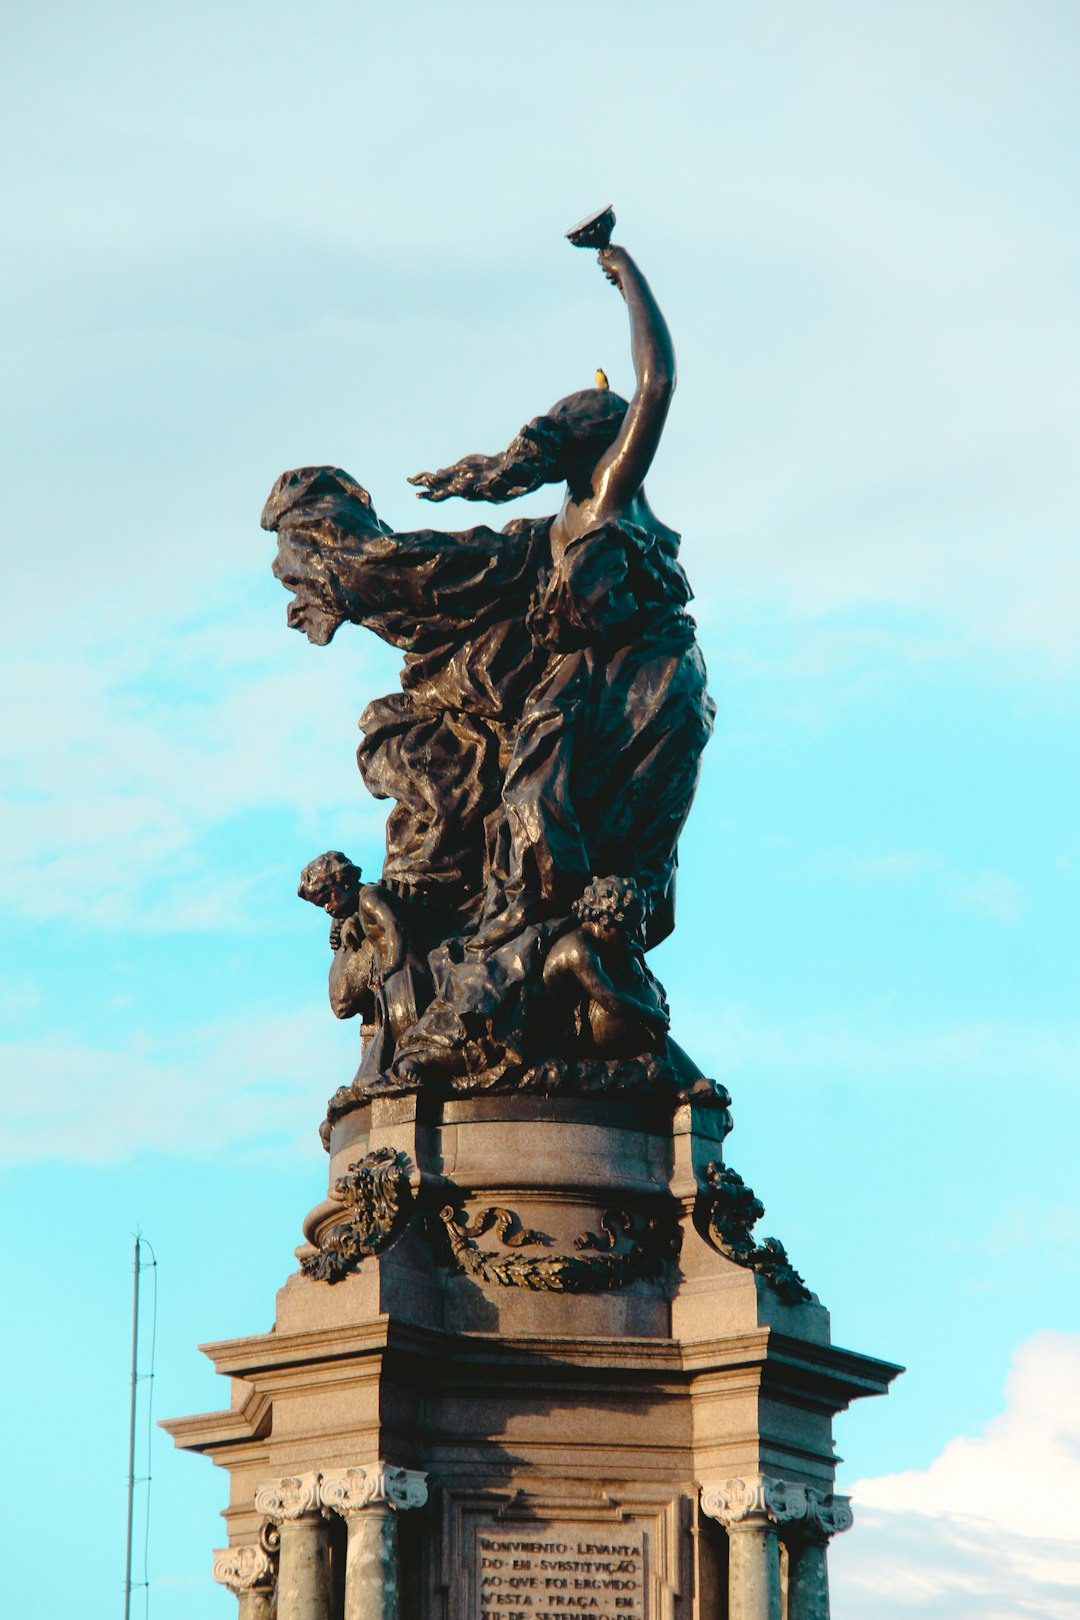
321, 1039, 728, 1144
164, 1094, 900, 1620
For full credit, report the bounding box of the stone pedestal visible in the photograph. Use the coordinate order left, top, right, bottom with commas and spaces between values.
167, 1093, 899, 1619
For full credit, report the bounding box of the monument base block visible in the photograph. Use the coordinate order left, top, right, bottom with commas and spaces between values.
165, 1094, 899, 1620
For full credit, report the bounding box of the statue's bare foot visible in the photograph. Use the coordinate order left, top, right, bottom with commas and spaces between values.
390, 1057, 426, 1089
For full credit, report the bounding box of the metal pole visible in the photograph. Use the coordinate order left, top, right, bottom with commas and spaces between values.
124, 1234, 141, 1620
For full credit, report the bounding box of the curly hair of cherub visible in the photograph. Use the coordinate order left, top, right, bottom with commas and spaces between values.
572, 875, 647, 936
408, 386, 629, 505
297, 850, 362, 906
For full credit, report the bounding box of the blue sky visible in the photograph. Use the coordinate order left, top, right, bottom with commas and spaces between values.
2, 4, 1078, 1616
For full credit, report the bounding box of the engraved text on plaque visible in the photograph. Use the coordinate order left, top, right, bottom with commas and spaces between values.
475, 1524, 647, 1620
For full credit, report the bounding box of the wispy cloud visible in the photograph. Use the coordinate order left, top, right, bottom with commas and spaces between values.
810, 847, 1028, 923
833, 1333, 1080, 1618
0, 608, 391, 929
947, 869, 1026, 924
676, 1006, 1080, 1091
0, 1007, 357, 1166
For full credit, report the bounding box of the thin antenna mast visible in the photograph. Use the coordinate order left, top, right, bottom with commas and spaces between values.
124, 1232, 141, 1620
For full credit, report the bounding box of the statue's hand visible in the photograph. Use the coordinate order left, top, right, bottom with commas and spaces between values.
339, 913, 365, 950
407, 468, 452, 502
597, 245, 631, 296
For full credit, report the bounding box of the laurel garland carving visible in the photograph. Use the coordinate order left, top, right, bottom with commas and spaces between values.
301, 1146, 411, 1283
699, 1162, 811, 1304
435, 1202, 679, 1291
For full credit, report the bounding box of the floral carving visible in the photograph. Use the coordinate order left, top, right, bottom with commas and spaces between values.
301, 1146, 411, 1283
436, 1202, 679, 1291
320, 1463, 428, 1516
254, 1473, 321, 1521
212, 1544, 274, 1593
699, 1162, 810, 1304
700, 1476, 853, 1541
700, 1475, 808, 1527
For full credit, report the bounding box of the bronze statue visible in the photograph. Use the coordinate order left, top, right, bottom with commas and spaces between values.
267, 210, 715, 1101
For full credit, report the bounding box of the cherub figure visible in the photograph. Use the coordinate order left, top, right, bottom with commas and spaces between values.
298, 850, 434, 1084
297, 851, 376, 1024
542, 876, 669, 1059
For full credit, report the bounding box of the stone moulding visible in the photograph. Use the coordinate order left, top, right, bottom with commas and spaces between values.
322, 1065, 734, 1127
700, 1475, 853, 1539
699, 1161, 811, 1304
435, 1202, 680, 1292
211, 1543, 275, 1593
301, 1145, 412, 1283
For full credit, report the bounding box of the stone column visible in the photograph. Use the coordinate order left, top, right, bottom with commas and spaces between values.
787, 1492, 853, 1620
255, 1473, 330, 1620
212, 1544, 275, 1620
320, 1463, 428, 1620
700, 1476, 809, 1620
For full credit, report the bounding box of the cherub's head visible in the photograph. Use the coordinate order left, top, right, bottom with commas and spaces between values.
298, 851, 362, 919
572, 875, 647, 946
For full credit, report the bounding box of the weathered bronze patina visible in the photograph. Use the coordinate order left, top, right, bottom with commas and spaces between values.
265, 210, 717, 1105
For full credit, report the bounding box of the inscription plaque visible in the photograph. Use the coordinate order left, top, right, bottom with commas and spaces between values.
474, 1523, 647, 1620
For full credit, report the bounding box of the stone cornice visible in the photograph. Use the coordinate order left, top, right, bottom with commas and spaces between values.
193, 1317, 901, 1396
320, 1463, 428, 1516
212, 1545, 274, 1593
700, 1475, 853, 1539
159, 1383, 272, 1452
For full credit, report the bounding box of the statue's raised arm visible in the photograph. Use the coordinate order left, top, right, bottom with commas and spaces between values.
577, 249, 674, 518
556, 209, 675, 547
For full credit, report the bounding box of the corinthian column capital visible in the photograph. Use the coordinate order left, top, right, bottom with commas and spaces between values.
700, 1476, 855, 1540
253, 1472, 322, 1521
806, 1487, 854, 1538
212, 1544, 274, 1593
700, 1474, 809, 1527
319, 1462, 428, 1516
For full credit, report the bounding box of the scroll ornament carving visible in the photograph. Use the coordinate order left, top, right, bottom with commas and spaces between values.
253, 1473, 321, 1521
809, 1491, 853, 1537
259, 1518, 280, 1556
701, 1475, 808, 1526
700, 1162, 811, 1304
436, 1203, 679, 1291
212, 1544, 274, 1593
301, 1146, 411, 1283
319, 1463, 428, 1516
700, 1476, 853, 1540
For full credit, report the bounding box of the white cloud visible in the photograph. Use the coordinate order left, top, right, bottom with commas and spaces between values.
0, 1007, 358, 1166
0, 606, 393, 929
4, 6, 1080, 667
832, 1333, 1080, 1619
